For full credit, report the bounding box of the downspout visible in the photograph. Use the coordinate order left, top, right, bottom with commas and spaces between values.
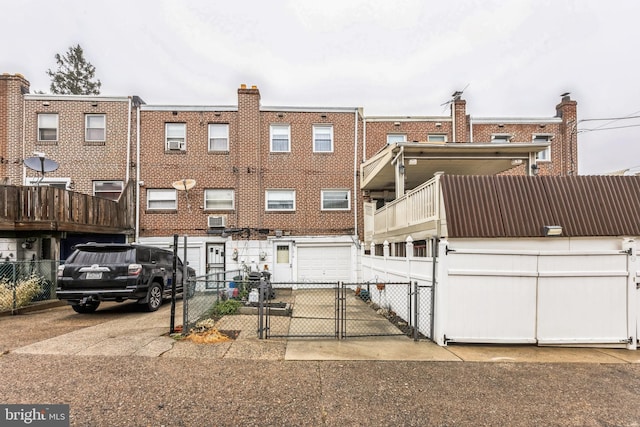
135, 105, 141, 243
125, 97, 132, 182
353, 109, 359, 239
21, 95, 26, 185
469, 115, 473, 142
362, 115, 367, 162
452, 104, 456, 142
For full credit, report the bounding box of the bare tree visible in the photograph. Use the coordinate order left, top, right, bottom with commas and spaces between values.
46, 44, 101, 95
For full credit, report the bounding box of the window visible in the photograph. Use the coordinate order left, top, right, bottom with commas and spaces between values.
25, 177, 69, 189
38, 113, 58, 141
85, 114, 106, 141
270, 124, 290, 152
427, 134, 447, 143
321, 189, 350, 210
208, 123, 229, 151
147, 189, 176, 210
533, 135, 552, 162
93, 180, 124, 201
204, 189, 234, 210
491, 134, 512, 143
165, 123, 186, 151
387, 134, 406, 144
313, 125, 333, 152
266, 189, 295, 211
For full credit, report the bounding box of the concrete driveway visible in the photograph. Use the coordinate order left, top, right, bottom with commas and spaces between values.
2, 299, 640, 363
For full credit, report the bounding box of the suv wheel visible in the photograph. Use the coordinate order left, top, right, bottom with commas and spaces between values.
145, 282, 163, 312
71, 301, 100, 313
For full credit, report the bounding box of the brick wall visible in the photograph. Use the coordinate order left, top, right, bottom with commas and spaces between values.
0, 74, 30, 183
138, 86, 361, 239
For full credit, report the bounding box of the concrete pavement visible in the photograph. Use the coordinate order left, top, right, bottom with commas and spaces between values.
6, 298, 640, 363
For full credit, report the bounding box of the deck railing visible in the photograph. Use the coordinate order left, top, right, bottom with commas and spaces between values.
0, 181, 135, 232
371, 174, 441, 238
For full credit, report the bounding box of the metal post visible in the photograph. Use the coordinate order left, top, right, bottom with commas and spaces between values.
413, 281, 419, 341
257, 278, 265, 339
170, 234, 178, 334
12, 262, 17, 314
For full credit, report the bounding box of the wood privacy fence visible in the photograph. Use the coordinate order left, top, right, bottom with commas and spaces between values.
0, 181, 135, 233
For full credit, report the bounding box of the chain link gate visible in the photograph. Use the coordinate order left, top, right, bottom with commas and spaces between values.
258, 281, 422, 340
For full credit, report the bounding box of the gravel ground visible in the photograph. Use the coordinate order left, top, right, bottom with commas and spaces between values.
1, 354, 640, 426
3, 304, 640, 426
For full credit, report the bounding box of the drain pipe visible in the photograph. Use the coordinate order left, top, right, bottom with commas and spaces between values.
135, 105, 141, 243
125, 97, 132, 182
353, 109, 359, 239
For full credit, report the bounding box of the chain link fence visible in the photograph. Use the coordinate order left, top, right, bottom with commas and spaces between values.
182, 269, 243, 333
0, 260, 59, 314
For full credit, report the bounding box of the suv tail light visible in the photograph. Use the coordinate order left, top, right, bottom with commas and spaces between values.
128, 264, 142, 276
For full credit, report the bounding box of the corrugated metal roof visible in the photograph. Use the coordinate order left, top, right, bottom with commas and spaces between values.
441, 175, 640, 238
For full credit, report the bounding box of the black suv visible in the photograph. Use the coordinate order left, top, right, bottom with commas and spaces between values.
57, 243, 195, 313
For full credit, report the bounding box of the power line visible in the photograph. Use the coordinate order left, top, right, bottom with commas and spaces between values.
578, 123, 640, 133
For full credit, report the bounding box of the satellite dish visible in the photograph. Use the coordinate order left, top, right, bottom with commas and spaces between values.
171, 179, 196, 213
24, 156, 59, 174
172, 179, 196, 191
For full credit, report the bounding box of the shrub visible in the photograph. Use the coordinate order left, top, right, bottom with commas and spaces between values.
0, 274, 44, 310
209, 299, 242, 317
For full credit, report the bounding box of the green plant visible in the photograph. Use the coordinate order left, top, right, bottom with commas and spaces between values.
0, 274, 43, 310
209, 299, 242, 317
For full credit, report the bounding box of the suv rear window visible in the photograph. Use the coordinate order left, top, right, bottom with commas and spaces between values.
68, 248, 136, 265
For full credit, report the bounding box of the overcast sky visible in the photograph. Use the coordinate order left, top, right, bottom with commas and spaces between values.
3, 0, 639, 175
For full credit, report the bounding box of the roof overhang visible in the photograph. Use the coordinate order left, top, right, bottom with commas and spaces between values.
361, 142, 550, 192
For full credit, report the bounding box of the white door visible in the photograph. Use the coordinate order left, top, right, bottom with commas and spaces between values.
273, 242, 293, 283
297, 245, 352, 282
207, 243, 225, 281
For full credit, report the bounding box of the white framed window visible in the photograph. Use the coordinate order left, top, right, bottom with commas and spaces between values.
85, 114, 106, 142
208, 123, 229, 151
491, 134, 512, 143
387, 133, 406, 144
313, 125, 334, 152
204, 189, 234, 210
38, 113, 58, 141
533, 135, 552, 162
165, 123, 186, 151
321, 189, 350, 210
147, 189, 177, 210
270, 124, 290, 152
93, 180, 123, 201
427, 134, 447, 143
25, 177, 70, 189
266, 189, 295, 211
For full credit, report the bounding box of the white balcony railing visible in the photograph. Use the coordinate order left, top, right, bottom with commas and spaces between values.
370, 174, 441, 241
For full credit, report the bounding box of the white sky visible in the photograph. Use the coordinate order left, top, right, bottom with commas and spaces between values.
3, 0, 639, 174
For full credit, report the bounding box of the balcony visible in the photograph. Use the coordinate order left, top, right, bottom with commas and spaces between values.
366, 174, 443, 244
0, 181, 135, 233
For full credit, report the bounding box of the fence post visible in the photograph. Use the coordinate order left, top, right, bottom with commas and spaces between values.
257, 278, 265, 339
413, 280, 419, 341
12, 262, 16, 314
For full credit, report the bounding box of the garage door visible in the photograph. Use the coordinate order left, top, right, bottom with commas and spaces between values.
297, 245, 352, 282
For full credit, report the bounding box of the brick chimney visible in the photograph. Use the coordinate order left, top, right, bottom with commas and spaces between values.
450, 92, 468, 142
556, 93, 578, 175
0, 73, 30, 182
236, 84, 262, 227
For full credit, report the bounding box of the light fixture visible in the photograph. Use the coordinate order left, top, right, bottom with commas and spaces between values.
531, 163, 539, 176
511, 159, 523, 166
399, 164, 405, 174
543, 225, 563, 237
275, 230, 283, 238
408, 159, 417, 166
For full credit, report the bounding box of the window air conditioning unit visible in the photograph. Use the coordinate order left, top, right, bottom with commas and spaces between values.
208, 215, 227, 228
166, 140, 185, 151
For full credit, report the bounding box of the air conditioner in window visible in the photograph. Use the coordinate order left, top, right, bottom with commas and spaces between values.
208, 215, 227, 228
166, 140, 185, 151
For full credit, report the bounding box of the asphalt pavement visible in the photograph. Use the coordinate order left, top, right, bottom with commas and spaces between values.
2, 301, 640, 426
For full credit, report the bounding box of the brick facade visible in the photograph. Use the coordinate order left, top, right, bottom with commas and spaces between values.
1, 72, 578, 247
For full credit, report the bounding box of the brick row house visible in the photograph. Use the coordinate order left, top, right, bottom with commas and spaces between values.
0, 73, 577, 282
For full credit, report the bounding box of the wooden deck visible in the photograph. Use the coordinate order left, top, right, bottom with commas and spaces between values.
0, 181, 135, 233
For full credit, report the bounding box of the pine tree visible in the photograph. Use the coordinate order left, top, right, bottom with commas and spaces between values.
46, 44, 102, 95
